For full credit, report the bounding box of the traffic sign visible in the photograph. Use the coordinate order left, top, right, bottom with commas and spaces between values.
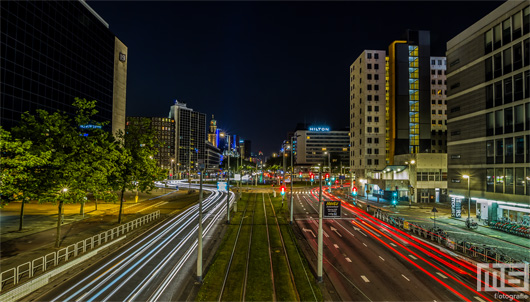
217, 181, 228, 192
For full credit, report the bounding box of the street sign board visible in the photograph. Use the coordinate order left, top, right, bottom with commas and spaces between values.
339, 175, 346, 180
432, 207, 438, 213
451, 197, 461, 218
234, 174, 241, 181
323, 200, 341, 218
217, 181, 228, 192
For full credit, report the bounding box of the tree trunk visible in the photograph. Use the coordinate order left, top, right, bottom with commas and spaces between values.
55, 200, 63, 248
80, 201, 85, 216
18, 200, 25, 231
95, 198, 98, 211
118, 187, 125, 224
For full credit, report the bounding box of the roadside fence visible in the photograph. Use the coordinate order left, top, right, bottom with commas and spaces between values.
0, 211, 160, 292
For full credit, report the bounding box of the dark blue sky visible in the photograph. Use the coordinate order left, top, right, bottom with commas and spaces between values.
88, 0, 504, 156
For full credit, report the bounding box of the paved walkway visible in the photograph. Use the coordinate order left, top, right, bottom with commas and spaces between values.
333, 191, 530, 262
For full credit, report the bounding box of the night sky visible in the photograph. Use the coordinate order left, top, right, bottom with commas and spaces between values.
88, 0, 504, 156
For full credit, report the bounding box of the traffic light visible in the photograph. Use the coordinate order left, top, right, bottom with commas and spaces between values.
352, 186, 358, 196
392, 191, 398, 205
299, 171, 303, 178
310, 174, 314, 182
331, 176, 335, 182
325, 173, 329, 182
281, 186, 286, 196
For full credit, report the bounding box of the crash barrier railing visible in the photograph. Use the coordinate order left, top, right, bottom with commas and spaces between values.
373, 209, 529, 265
0, 211, 160, 292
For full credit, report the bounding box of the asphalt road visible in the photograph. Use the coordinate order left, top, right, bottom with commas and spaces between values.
30, 184, 232, 302
291, 187, 526, 302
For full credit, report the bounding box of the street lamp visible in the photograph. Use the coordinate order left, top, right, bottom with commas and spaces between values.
462, 175, 471, 222
290, 135, 300, 224
324, 151, 331, 193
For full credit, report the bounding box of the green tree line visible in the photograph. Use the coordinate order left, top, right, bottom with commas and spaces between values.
0, 98, 165, 247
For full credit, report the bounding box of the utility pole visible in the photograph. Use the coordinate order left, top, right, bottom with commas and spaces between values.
290, 140, 294, 224
317, 169, 323, 282
226, 135, 231, 224
197, 165, 204, 282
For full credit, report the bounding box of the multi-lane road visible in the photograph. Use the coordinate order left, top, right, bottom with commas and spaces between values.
292, 187, 528, 302
30, 183, 233, 302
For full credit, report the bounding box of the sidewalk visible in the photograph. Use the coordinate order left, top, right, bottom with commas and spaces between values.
333, 190, 530, 261
0, 188, 198, 274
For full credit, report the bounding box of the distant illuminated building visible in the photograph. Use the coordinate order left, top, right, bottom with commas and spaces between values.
293, 124, 349, 170
208, 115, 218, 147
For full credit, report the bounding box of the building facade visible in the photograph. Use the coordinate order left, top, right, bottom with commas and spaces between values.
430, 57, 448, 153
168, 100, 206, 173
295, 125, 349, 172
1, 0, 127, 135
349, 50, 387, 180
126, 117, 175, 175
446, 2, 529, 222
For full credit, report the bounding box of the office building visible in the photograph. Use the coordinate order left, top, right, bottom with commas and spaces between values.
1, 0, 127, 135
294, 124, 349, 171
126, 117, 175, 175
168, 100, 206, 173
446, 2, 529, 222
430, 57, 448, 153
349, 50, 387, 180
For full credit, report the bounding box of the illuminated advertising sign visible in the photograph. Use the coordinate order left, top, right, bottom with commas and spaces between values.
323, 200, 341, 218
308, 126, 330, 132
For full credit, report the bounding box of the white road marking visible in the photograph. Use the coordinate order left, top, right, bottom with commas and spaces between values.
379, 256, 385, 261
346, 257, 352, 262
306, 212, 309, 214
436, 272, 448, 279
333, 244, 339, 249
361, 275, 370, 282
390, 243, 397, 247
408, 255, 417, 260
401, 274, 410, 281
363, 243, 367, 247
474, 297, 487, 302
324, 231, 329, 238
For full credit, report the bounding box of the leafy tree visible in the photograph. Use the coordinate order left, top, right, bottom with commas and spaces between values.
112, 118, 165, 224
0, 127, 51, 230
11, 98, 115, 247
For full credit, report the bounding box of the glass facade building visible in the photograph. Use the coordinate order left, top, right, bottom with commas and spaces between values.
1, 0, 127, 134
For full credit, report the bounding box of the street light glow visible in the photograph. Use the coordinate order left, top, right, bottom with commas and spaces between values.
62, 188, 68, 192
462, 174, 470, 179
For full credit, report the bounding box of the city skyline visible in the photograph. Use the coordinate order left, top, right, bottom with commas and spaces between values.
89, 0, 504, 155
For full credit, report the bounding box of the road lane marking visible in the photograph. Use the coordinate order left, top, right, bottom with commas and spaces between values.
379, 256, 385, 261
334, 244, 339, 249
363, 243, 367, 247
436, 272, 448, 279
408, 255, 417, 260
324, 231, 329, 238
401, 274, 410, 281
361, 275, 370, 282
390, 243, 397, 247
474, 297, 487, 302
306, 212, 309, 214
346, 257, 352, 262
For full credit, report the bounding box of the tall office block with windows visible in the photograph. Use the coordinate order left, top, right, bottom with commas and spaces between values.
1, 0, 127, 135
169, 100, 206, 173
349, 50, 387, 180
447, 2, 529, 222
430, 57, 448, 153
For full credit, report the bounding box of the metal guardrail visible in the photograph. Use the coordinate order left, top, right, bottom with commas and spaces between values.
0, 211, 160, 292
373, 209, 528, 265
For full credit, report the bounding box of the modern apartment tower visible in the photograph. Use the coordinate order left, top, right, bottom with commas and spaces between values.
446, 2, 529, 222
169, 100, 206, 173
0, 0, 127, 135
349, 50, 387, 180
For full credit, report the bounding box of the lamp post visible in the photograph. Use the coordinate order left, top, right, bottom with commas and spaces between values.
197, 164, 204, 282
317, 168, 323, 282
463, 175, 471, 221
324, 151, 331, 193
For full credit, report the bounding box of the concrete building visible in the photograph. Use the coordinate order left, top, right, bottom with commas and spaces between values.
207, 115, 218, 148
126, 117, 175, 176
1, 0, 127, 135
349, 50, 388, 181
205, 141, 221, 175
294, 125, 349, 172
168, 100, 206, 175
430, 57, 448, 153
446, 2, 529, 222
